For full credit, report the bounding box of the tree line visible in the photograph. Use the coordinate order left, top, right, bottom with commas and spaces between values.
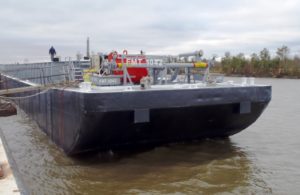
211, 46, 300, 78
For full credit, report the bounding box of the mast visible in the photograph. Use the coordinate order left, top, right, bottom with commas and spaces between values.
86, 37, 90, 59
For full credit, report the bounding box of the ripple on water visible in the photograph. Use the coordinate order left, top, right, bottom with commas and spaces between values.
1, 111, 271, 194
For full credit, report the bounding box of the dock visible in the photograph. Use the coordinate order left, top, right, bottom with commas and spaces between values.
0, 137, 20, 194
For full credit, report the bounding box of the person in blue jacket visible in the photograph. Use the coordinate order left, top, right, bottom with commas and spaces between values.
49, 46, 56, 61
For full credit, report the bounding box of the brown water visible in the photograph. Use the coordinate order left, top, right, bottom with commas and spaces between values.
0, 78, 300, 195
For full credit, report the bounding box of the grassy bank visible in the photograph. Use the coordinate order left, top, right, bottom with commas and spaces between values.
210, 46, 300, 79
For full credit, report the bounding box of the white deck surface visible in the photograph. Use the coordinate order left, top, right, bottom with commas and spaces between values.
65, 81, 267, 94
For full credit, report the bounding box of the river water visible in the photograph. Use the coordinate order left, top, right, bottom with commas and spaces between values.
0, 78, 300, 195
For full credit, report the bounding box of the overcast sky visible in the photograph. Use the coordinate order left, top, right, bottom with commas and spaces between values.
1, 0, 300, 63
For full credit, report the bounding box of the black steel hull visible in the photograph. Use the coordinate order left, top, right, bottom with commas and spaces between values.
1, 76, 271, 155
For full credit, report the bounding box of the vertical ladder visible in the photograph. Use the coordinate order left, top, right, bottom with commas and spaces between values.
74, 68, 84, 82
66, 61, 84, 82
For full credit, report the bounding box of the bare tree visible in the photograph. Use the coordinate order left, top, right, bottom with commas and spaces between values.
276, 45, 290, 61
224, 51, 231, 58
260, 48, 271, 61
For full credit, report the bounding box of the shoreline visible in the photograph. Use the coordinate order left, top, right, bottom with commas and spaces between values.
210, 71, 300, 79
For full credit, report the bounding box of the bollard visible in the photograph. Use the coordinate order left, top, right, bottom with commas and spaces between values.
0, 101, 17, 117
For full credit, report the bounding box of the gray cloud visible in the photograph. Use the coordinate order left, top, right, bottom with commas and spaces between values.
1, 0, 300, 63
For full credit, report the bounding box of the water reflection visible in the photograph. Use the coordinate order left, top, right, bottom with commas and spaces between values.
0, 110, 271, 195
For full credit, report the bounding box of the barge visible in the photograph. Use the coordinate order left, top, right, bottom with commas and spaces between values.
0, 50, 271, 155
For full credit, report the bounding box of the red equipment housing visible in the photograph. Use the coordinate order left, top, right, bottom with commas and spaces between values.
108, 51, 148, 84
